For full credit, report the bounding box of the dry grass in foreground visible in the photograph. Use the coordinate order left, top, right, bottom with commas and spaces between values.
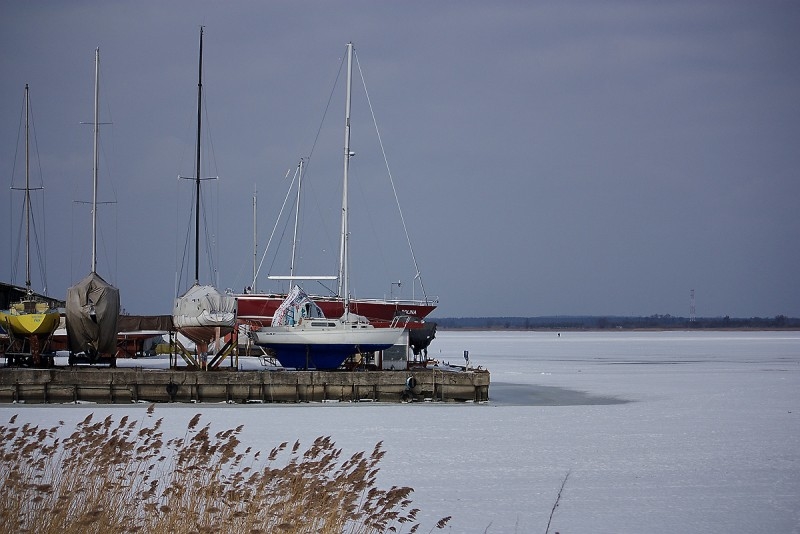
0, 405, 451, 533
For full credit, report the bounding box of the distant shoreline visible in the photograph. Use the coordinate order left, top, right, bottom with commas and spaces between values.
430, 315, 800, 331
436, 327, 800, 332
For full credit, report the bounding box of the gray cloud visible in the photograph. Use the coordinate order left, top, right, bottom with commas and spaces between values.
1, 1, 798, 318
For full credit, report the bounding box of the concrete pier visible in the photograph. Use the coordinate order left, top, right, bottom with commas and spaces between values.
0, 368, 490, 404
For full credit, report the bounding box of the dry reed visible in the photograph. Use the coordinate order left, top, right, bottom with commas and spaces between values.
0, 405, 451, 533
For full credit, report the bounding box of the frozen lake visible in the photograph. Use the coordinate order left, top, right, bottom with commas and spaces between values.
2, 330, 799, 533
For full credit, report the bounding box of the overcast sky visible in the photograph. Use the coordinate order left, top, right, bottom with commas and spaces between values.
1, 1, 798, 318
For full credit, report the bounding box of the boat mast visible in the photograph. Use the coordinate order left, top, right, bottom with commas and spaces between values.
194, 26, 204, 285
252, 183, 257, 292
338, 42, 354, 315
91, 48, 100, 274
290, 159, 304, 284
24, 84, 31, 292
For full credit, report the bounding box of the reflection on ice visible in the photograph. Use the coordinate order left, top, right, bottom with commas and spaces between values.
490, 381, 630, 406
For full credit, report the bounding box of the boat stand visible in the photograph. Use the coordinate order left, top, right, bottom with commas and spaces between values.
1, 327, 55, 368
67, 351, 116, 368
171, 331, 238, 370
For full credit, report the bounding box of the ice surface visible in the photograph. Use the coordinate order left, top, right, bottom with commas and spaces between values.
3, 330, 799, 533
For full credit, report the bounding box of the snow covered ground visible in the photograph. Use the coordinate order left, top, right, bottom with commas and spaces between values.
3, 330, 799, 533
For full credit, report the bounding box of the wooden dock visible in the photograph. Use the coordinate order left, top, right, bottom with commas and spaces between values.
0, 367, 490, 404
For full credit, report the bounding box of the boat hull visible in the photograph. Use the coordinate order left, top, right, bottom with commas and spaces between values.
0, 310, 60, 336
176, 324, 235, 347
252, 326, 405, 369
237, 293, 436, 325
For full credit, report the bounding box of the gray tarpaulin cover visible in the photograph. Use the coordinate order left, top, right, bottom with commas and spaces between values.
117, 315, 174, 332
66, 272, 120, 355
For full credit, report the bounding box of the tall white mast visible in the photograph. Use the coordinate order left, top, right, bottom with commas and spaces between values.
338, 42, 354, 315
193, 27, 204, 285
252, 183, 257, 292
290, 159, 304, 283
91, 48, 100, 273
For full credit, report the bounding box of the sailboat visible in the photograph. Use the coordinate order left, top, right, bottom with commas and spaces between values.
172, 27, 236, 348
250, 285, 405, 369
249, 43, 406, 369
65, 48, 120, 363
0, 84, 61, 366
235, 42, 437, 328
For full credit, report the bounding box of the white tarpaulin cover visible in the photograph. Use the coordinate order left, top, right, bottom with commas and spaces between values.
172, 283, 236, 329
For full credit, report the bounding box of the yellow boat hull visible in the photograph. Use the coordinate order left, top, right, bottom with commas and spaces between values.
0, 310, 60, 336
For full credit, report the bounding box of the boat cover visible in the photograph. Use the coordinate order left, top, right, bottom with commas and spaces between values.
173, 283, 236, 329
117, 315, 174, 332
272, 285, 325, 326
66, 271, 120, 355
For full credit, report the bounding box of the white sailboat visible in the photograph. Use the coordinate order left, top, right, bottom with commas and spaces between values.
249, 43, 406, 369
172, 27, 235, 347
0, 84, 61, 366
250, 285, 405, 369
235, 45, 438, 328
65, 48, 120, 363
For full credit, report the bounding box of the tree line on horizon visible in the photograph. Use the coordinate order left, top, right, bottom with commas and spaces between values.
430, 315, 799, 330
